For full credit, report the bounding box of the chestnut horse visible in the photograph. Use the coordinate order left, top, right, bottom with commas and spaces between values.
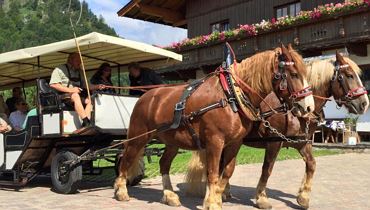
185, 51, 369, 209
114, 44, 314, 209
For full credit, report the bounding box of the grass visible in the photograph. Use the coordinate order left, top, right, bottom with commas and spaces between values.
94, 145, 341, 179
143, 146, 340, 178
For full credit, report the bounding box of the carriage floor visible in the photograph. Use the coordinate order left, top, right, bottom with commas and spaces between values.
0, 153, 369, 210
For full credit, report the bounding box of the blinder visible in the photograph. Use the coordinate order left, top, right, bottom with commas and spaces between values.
273, 54, 312, 102
331, 61, 367, 105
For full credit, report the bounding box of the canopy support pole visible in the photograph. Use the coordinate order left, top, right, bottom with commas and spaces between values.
37, 56, 41, 79
118, 65, 121, 94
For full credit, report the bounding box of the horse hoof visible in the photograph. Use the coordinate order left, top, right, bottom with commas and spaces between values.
297, 194, 310, 209
256, 197, 272, 209
207, 203, 222, 210
115, 190, 130, 201
161, 190, 181, 207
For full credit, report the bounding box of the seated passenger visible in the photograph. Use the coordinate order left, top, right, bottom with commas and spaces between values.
49, 53, 102, 128
22, 108, 37, 130
6, 87, 23, 113
128, 62, 163, 96
90, 63, 116, 94
0, 95, 9, 116
9, 99, 28, 131
0, 114, 12, 133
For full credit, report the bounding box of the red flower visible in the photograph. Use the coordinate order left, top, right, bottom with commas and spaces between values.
271, 18, 276, 24
220, 32, 226, 41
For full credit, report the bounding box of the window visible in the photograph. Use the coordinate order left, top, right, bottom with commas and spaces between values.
276, 2, 301, 18
211, 20, 230, 33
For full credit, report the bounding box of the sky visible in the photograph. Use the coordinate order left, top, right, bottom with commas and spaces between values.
83, 0, 187, 47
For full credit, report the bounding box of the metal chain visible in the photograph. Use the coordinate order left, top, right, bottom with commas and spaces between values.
260, 116, 312, 143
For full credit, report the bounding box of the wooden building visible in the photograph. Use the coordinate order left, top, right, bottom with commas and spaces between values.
118, 0, 370, 91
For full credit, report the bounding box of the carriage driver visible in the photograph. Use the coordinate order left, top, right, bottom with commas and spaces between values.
50, 53, 104, 128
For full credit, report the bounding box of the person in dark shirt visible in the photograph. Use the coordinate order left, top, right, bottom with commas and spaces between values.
90, 63, 116, 94
128, 62, 163, 96
6, 87, 23, 113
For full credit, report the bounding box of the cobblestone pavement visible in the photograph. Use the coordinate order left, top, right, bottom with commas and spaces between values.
0, 153, 369, 210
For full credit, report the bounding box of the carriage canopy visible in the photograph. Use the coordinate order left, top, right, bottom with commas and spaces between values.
0, 32, 182, 87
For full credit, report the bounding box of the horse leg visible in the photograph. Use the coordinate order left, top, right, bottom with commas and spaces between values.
217, 143, 241, 201
203, 139, 224, 210
114, 137, 149, 201
255, 142, 282, 209
297, 143, 316, 209
159, 146, 181, 206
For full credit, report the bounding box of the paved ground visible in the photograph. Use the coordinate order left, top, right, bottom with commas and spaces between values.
1, 153, 369, 210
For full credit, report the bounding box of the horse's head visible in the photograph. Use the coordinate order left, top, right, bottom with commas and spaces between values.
272, 44, 315, 117
330, 52, 369, 114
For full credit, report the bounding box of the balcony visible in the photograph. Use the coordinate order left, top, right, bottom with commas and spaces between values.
163, 6, 370, 73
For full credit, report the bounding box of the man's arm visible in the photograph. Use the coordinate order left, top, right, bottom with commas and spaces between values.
50, 83, 80, 94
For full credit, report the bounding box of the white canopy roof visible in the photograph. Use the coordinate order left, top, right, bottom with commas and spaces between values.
0, 32, 182, 87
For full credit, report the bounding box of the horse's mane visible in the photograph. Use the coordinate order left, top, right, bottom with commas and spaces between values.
233, 47, 306, 94
305, 57, 362, 90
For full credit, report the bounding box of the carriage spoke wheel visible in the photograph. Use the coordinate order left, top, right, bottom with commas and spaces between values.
51, 151, 82, 194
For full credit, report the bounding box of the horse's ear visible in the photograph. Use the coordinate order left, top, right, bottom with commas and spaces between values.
336, 50, 345, 63
287, 43, 294, 51
281, 43, 289, 55
280, 43, 292, 60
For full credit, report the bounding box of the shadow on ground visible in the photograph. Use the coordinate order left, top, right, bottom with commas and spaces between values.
1, 171, 302, 209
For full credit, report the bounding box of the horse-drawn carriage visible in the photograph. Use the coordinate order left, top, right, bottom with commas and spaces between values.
1, 31, 369, 210
0, 32, 182, 193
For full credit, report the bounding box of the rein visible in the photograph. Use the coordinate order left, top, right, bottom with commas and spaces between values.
104, 83, 188, 90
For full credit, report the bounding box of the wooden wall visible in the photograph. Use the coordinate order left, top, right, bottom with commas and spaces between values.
186, 0, 344, 38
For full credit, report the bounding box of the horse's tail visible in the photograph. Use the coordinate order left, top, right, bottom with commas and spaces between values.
184, 150, 207, 197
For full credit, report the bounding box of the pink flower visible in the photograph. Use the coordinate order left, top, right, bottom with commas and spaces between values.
271, 18, 276, 24
220, 32, 226, 41
310, 8, 322, 19
335, 3, 343, 8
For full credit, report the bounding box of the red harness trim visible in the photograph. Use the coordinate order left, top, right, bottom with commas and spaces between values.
219, 68, 231, 95
347, 86, 368, 98
290, 86, 313, 100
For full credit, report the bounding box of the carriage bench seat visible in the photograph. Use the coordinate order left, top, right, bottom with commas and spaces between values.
0, 116, 40, 170
37, 79, 74, 113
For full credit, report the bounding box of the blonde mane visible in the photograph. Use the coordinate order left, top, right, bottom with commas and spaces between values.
232, 47, 307, 94
305, 57, 362, 90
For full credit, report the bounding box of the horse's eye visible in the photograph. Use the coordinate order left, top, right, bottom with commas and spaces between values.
346, 74, 354, 79
290, 72, 298, 78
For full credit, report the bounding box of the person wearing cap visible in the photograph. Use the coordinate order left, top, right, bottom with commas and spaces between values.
128, 62, 163, 96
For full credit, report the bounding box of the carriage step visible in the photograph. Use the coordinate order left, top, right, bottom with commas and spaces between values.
73, 126, 99, 135
0, 178, 28, 188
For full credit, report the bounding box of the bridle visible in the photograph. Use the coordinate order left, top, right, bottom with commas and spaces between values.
273, 54, 313, 106
330, 61, 367, 107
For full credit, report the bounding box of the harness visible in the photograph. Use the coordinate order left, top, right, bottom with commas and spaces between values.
273, 55, 313, 103
157, 75, 227, 149
330, 62, 367, 106
163, 44, 315, 147
253, 60, 368, 143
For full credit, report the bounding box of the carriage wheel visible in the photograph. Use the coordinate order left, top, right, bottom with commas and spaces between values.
115, 156, 145, 186
51, 151, 82, 194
